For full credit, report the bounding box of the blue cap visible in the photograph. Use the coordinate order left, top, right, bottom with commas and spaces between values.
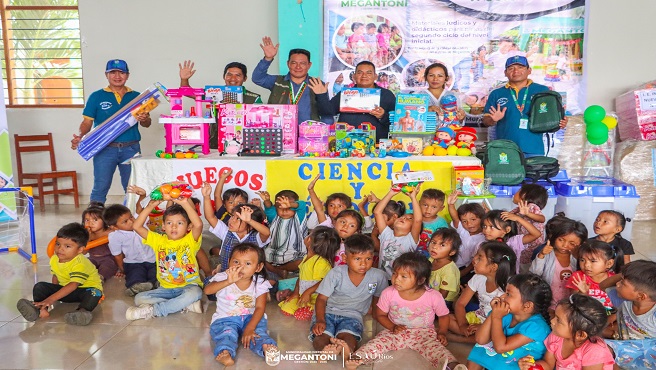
505, 55, 529, 69
105, 59, 129, 73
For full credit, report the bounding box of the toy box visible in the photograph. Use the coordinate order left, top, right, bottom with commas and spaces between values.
392, 170, 434, 184
401, 137, 423, 154
335, 123, 376, 155
554, 176, 640, 238
298, 120, 331, 154
205, 85, 243, 104
452, 165, 485, 196
241, 128, 283, 156
217, 104, 298, 154
392, 94, 430, 133
339, 88, 381, 113
615, 83, 656, 141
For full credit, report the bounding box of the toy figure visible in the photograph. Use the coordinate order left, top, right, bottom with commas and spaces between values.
455, 126, 477, 155
221, 139, 242, 156
434, 127, 455, 149
439, 93, 461, 128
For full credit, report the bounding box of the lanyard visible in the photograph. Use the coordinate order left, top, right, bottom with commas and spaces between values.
510, 86, 528, 115
289, 81, 307, 105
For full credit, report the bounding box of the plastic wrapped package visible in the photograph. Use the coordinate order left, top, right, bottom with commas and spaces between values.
613, 139, 656, 220
556, 115, 586, 176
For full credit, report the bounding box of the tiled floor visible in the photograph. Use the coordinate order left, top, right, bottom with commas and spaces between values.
1, 205, 654, 369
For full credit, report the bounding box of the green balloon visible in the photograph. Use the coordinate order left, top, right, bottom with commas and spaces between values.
586, 122, 608, 145
584, 105, 606, 124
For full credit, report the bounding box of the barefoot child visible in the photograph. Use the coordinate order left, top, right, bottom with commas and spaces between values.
17, 223, 103, 326
310, 234, 388, 357
279, 226, 340, 320
205, 243, 278, 366
346, 252, 466, 370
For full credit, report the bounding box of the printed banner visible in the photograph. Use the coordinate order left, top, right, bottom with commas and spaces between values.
323, 0, 586, 127
0, 81, 16, 222
265, 158, 452, 203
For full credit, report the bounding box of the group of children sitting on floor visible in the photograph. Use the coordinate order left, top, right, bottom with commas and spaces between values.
16, 169, 656, 369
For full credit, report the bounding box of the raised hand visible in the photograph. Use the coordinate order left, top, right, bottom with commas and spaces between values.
489, 103, 507, 122
518, 200, 530, 215
571, 274, 590, 294
219, 168, 233, 181
542, 240, 554, 255
367, 191, 381, 203
179, 60, 196, 80
260, 36, 279, 60
127, 185, 147, 197
308, 174, 322, 191
447, 191, 460, 205
256, 190, 271, 202
308, 77, 329, 94
500, 211, 519, 222
235, 206, 253, 222
201, 182, 212, 197
277, 196, 291, 209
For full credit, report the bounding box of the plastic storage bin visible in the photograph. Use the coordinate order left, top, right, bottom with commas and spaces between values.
554, 177, 640, 239
488, 182, 558, 220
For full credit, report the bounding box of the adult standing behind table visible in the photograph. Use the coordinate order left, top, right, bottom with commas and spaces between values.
482, 55, 567, 156
178, 60, 262, 104
308, 61, 395, 142
71, 59, 151, 204
252, 36, 324, 123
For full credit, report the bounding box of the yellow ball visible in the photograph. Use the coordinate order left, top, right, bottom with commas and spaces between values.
456, 147, 472, 156
422, 146, 434, 156
433, 147, 448, 156
601, 116, 618, 129
446, 145, 458, 156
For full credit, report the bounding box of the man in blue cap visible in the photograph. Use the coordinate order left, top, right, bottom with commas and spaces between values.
482, 55, 568, 156
71, 59, 152, 204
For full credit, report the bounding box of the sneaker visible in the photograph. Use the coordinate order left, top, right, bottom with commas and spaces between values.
125, 304, 154, 320
182, 300, 203, 314
124, 282, 154, 297
16, 299, 40, 322
65, 310, 93, 326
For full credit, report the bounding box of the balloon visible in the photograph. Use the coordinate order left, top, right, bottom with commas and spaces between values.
584, 105, 606, 124
601, 116, 618, 129
586, 122, 609, 145
586, 121, 608, 137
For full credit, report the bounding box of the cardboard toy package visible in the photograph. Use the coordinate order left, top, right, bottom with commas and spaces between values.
339, 88, 381, 113
335, 123, 376, 155
217, 104, 298, 154
615, 82, 656, 141
392, 94, 430, 133
298, 120, 331, 154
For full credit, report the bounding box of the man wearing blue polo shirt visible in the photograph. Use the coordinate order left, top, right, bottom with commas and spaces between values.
71, 59, 152, 204
483, 55, 567, 156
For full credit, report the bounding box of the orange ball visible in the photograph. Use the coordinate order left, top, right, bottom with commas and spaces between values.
169, 188, 181, 198
175, 152, 185, 159
160, 184, 173, 194
184, 152, 194, 159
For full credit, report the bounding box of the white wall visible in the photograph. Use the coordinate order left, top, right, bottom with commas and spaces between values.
7, 0, 656, 202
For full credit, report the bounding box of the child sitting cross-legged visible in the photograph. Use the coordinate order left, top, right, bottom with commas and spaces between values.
428, 228, 462, 311
125, 195, 205, 320
309, 234, 388, 357
279, 226, 341, 320
205, 243, 278, 366
346, 252, 467, 370
82, 202, 118, 281
103, 204, 157, 296
17, 223, 103, 326
202, 182, 270, 273
258, 189, 307, 279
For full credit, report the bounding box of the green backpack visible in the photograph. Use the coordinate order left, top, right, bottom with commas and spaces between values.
528, 91, 565, 133
483, 140, 526, 185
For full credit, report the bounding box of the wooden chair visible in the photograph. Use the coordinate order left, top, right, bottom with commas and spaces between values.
14, 133, 80, 212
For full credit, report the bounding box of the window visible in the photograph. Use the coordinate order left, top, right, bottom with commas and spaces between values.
0, 0, 83, 107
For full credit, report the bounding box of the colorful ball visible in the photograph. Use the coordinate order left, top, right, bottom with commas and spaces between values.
169, 188, 181, 199
150, 189, 163, 200
601, 116, 618, 129
584, 105, 606, 124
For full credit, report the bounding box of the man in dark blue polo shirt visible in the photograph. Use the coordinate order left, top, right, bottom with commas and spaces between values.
483, 55, 567, 156
71, 59, 151, 204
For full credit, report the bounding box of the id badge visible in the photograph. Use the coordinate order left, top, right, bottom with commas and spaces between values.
519, 118, 528, 129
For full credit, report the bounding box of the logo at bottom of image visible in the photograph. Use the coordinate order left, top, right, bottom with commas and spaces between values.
265, 349, 341, 366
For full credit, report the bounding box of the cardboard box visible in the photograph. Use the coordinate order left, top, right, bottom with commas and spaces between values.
339, 88, 381, 113
452, 165, 485, 196
615, 84, 656, 141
